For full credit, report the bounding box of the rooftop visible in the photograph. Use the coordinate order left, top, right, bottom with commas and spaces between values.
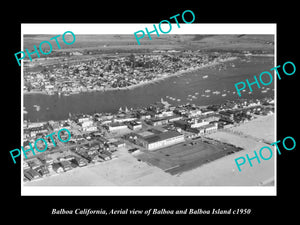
143, 130, 183, 144
138, 131, 154, 137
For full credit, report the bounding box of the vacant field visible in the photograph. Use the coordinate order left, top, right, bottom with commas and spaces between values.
134, 137, 241, 175
23, 34, 274, 73
23, 34, 274, 53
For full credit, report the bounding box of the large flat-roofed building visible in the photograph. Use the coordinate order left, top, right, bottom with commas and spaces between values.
106, 122, 128, 132
137, 130, 184, 151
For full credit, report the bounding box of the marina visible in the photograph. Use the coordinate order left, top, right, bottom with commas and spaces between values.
24, 56, 274, 122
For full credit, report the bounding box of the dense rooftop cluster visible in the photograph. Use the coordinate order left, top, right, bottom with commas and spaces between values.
24, 51, 233, 95
23, 97, 274, 182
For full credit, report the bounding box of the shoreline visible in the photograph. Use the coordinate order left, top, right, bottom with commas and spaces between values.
115, 56, 238, 91
23, 57, 238, 96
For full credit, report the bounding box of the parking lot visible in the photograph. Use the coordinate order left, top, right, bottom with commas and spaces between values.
134, 137, 242, 175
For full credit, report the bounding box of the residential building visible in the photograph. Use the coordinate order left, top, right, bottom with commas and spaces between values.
60, 161, 72, 172
52, 163, 64, 173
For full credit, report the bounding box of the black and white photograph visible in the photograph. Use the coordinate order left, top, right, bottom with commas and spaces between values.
4, 4, 298, 221
20, 24, 276, 195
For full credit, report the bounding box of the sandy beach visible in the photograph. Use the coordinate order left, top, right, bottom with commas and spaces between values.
24, 114, 274, 187
176, 115, 275, 186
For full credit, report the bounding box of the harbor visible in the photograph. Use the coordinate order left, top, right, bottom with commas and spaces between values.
23, 56, 274, 122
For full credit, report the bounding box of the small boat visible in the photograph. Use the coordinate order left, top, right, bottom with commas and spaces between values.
213, 91, 221, 95
221, 94, 227, 97
205, 89, 211, 93
202, 75, 208, 79
33, 104, 41, 111
177, 99, 181, 102
261, 90, 267, 93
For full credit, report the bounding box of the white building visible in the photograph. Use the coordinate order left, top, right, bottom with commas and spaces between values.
107, 122, 128, 132
81, 120, 93, 128
203, 123, 218, 134
190, 119, 210, 128
137, 130, 185, 151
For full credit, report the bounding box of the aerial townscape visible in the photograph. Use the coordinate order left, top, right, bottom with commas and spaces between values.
23, 96, 274, 182
23, 34, 275, 186
23, 50, 235, 95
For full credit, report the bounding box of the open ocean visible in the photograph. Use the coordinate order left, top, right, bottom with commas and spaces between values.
23, 56, 274, 122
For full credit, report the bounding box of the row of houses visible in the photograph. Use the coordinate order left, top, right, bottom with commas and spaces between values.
24, 51, 232, 94
23, 154, 88, 182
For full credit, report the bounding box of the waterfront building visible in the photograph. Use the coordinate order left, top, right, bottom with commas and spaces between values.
52, 163, 64, 173
186, 109, 202, 118
201, 108, 215, 116
77, 116, 91, 123
219, 110, 235, 122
